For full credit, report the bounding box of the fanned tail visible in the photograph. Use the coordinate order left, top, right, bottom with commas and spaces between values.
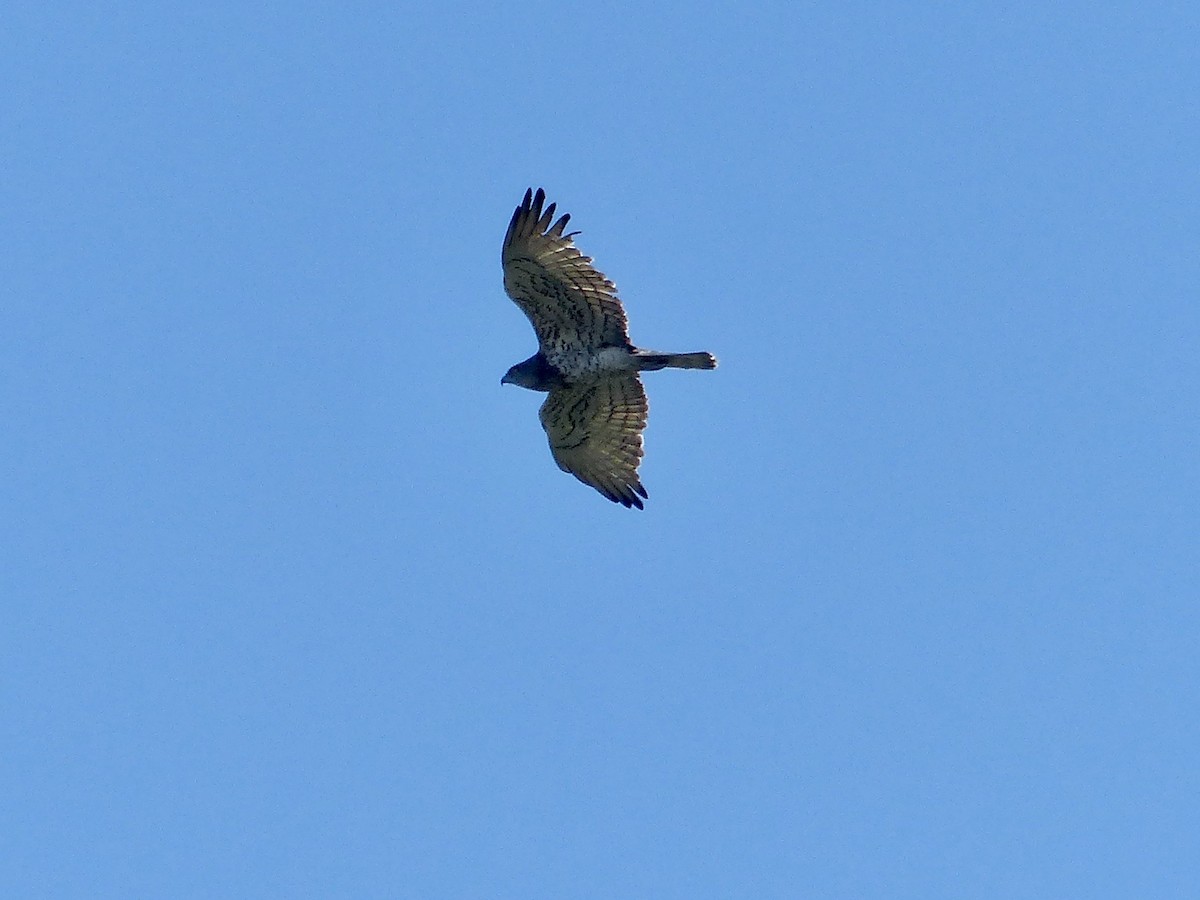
633, 350, 718, 371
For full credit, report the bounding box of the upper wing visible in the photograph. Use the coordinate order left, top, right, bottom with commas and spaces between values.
502, 188, 631, 358
538, 375, 649, 509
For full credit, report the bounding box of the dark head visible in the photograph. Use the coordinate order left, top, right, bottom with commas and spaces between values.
500, 352, 560, 392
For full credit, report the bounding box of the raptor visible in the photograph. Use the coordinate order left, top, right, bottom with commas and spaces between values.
500, 188, 717, 508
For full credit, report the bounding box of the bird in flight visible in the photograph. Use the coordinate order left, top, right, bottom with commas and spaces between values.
500, 188, 717, 509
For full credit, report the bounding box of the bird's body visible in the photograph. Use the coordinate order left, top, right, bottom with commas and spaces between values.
500, 188, 716, 509
505, 347, 717, 392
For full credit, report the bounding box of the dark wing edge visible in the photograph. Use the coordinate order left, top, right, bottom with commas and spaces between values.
501, 188, 631, 352
538, 375, 649, 509
502, 188, 576, 259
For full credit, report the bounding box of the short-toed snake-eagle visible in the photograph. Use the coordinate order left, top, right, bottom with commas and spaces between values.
500, 188, 716, 508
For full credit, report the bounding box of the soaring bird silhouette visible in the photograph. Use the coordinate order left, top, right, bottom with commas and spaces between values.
500, 188, 717, 508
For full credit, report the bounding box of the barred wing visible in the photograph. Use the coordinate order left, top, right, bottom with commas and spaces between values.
538, 375, 649, 509
502, 188, 631, 361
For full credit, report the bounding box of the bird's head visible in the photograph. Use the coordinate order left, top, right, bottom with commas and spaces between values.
501, 354, 557, 392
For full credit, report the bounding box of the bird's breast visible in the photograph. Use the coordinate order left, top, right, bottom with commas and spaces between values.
548, 346, 636, 379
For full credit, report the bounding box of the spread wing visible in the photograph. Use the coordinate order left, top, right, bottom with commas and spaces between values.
538, 375, 649, 509
502, 188, 631, 359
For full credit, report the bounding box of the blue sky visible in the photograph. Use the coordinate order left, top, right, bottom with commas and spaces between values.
2, 2, 1197, 897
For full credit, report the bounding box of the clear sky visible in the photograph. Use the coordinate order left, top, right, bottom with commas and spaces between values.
3, 2, 1197, 897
